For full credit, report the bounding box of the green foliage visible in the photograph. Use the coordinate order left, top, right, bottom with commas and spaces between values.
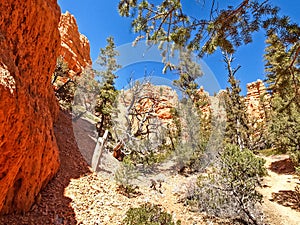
222, 53, 250, 149
268, 94, 300, 155
52, 56, 69, 84
264, 33, 300, 158
118, 0, 283, 56
258, 148, 282, 157
95, 36, 121, 136
114, 159, 141, 197
52, 56, 76, 110
186, 144, 266, 224
72, 67, 100, 120
264, 33, 300, 96
174, 99, 207, 173
115, 158, 140, 187
128, 144, 174, 166
172, 49, 202, 99
291, 151, 300, 168
123, 203, 181, 225
219, 144, 267, 183
168, 107, 181, 149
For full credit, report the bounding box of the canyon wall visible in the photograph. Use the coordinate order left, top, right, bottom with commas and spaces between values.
0, 0, 61, 214
59, 11, 92, 77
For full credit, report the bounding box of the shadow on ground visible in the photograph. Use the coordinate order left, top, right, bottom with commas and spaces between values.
0, 110, 91, 225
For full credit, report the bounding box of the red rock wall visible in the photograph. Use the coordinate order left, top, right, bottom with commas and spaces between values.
59, 11, 92, 77
0, 0, 61, 214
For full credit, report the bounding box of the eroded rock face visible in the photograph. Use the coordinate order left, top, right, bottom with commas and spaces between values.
59, 11, 92, 77
121, 83, 179, 124
0, 0, 61, 214
245, 79, 270, 123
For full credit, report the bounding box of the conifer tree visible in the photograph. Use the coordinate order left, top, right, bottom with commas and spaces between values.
172, 49, 212, 171
95, 37, 121, 136
264, 33, 300, 157
118, 0, 285, 56
173, 49, 202, 100
223, 53, 249, 149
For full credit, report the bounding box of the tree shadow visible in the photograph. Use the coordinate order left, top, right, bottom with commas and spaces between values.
73, 116, 98, 166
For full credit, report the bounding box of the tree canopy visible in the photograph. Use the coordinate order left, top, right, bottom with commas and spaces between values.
264, 32, 300, 157
118, 0, 300, 56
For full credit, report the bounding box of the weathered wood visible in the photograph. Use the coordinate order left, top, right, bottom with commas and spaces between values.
91, 129, 109, 171
113, 141, 125, 161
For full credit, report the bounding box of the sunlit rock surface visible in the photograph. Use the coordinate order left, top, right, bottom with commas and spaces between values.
0, 0, 61, 214
59, 11, 92, 77
245, 79, 270, 123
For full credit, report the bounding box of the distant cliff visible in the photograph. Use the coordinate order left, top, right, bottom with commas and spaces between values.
121, 83, 179, 123
245, 79, 270, 124
59, 11, 92, 77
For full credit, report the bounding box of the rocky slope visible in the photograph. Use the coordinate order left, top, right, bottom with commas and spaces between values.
0, 0, 61, 214
59, 11, 92, 77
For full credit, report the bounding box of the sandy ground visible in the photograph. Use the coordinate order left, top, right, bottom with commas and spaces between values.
0, 111, 299, 225
259, 155, 300, 225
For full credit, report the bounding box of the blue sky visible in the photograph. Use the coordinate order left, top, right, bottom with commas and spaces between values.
57, 0, 300, 95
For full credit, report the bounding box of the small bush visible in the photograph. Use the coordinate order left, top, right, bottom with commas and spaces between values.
185, 144, 267, 224
52, 56, 77, 110
114, 158, 140, 197
122, 203, 181, 225
291, 150, 300, 167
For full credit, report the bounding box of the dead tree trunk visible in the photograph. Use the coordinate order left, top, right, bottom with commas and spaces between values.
91, 129, 109, 171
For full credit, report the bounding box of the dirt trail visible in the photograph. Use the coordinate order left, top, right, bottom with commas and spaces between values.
2, 111, 299, 224
259, 155, 300, 225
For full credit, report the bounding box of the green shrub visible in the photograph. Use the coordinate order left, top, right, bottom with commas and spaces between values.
186, 144, 267, 224
174, 99, 208, 173
123, 203, 181, 225
114, 158, 140, 197
291, 150, 300, 167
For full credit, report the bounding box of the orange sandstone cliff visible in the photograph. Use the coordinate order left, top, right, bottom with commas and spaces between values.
59, 11, 92, 77
245, 79, 270, 124
0, 0, 61, 214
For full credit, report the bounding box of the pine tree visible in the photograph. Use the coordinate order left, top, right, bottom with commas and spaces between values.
118, 0, 286, 56
173, 49, 202, 100
172, 49, 212, 171
223, 53, 249, 149
95, 37, 121, 136
264, 33, 300, 158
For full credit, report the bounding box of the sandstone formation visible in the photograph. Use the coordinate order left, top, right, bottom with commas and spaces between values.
196, 86, 211, 119
140, 83, 178, 121
245, 79, 270, 124
0, 0, 61, 214
121, 83, 178, 124
59, 11, 92, 77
